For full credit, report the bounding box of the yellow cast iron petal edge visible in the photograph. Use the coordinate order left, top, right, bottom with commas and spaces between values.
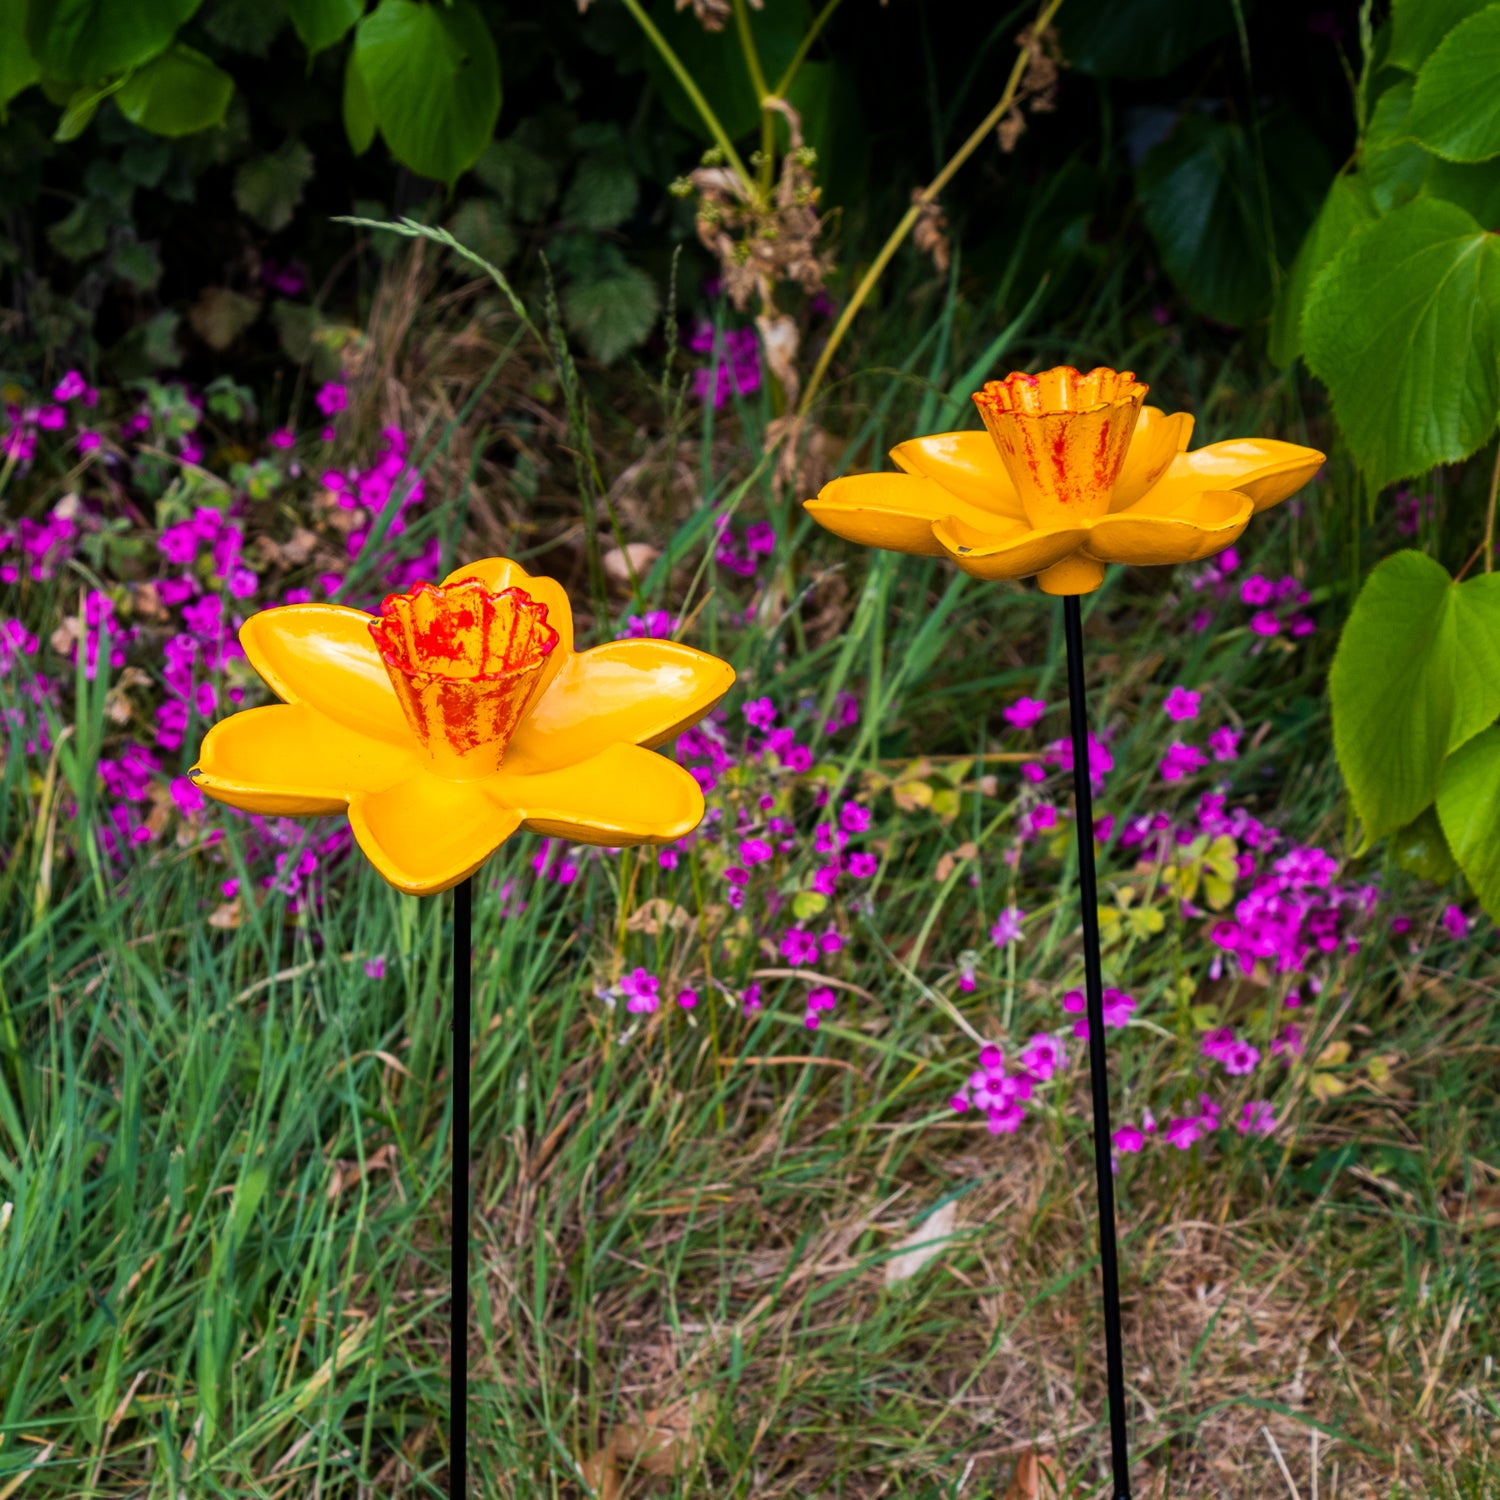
804, 364, 1324, 596
190, 557, 735, 896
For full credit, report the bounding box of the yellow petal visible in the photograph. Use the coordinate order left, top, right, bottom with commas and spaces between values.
241, 604, 409, 743
348, 771, 522, 896
1084, 490, 1253, 566
505, 640, 735, 774
929, 512, 1088, 582
491, 742, 705, 846
804, 472, 1014, 556
888, 431, 1027, 519
440, 555, 574, 701
1110, 406, 1196, 510
192, 702, 419, 816
1163, 438, 1324, 514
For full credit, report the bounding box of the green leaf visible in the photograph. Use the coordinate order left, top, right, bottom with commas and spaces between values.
1388, 0, 1494, 70
1330, 551, 1500, 842
1364, 80, 1427, 211
233, 140, 314, 230
1137, 113, 1330, 327
53, 76, 124, 141
791, 890, 829, 922
1302, 197, 1500, 487
116, 44, 233, 137
27, 0, 201, 84
1269, 173, 1377, 366
288, 0, 363, 56
562, 260, 658, 364
1437, 727, 1500, 923
562, 144, 637, 231
472, 132, 556, 222
46, 194, 113, 258
1, 0, 40, 112
445, 197, 515, 272
1392, 805, 1459, 882
354, 0, 500, 185
1410, 6, 1500, 162
1422, 156, 1500, 229
203, 0, 288, 57
342, 45, 375, 154
110, 238, 162, 290
1058, 0, 1239, 77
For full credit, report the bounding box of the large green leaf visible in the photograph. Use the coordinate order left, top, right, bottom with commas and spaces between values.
1423, 156, 1500, 229
1, 0, 40, 111
233, 140, 314, 230
562, 260, 659, 364
116, 44, 233, 137
1437, 727, 1500, 923
1137, 113, 1330, 327
1330, 552, 1500, 842
1269, 173, 1377, 367
1364, 81, 1427, 211
1058, 0, 1239, 77
1410, 6, 1500, 163
354, 0, 500, 185
1388, 0, 1494, 70
288, 0, 363, 56
341, 45, 375, 155
27, 0, 201, 84
1302, 197, 1500, 488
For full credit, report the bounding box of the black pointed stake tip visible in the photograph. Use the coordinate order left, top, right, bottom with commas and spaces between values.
1062, 595, 1132, 1500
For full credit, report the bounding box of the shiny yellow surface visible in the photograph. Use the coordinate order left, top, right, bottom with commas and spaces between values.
191, 557, 735, 896
805, 366, 1324, 596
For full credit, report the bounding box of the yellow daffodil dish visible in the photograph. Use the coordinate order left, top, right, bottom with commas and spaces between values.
190, 556, 735, 896
804, 364, 1325, 595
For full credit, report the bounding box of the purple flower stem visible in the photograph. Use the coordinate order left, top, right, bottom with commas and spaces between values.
451, 876, 472, 1498
1063, 595, 1132, 1500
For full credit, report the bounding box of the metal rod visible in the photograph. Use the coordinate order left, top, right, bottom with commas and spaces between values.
1062, 594, 1132, 1499
452, 877, 472, 1498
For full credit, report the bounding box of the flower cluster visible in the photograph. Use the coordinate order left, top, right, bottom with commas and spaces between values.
1185, 548, 1316, 640
689, 322, 761, 410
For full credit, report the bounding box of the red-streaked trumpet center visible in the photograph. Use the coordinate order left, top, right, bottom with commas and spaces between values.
972, 365, 1148, 528
369, 580, 559, 776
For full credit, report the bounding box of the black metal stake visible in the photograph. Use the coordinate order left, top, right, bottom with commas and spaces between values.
451, 877, 472, 1499
1062, 595, 1131, 1500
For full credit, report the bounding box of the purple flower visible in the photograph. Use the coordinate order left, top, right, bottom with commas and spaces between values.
364, 957, 386, 979
1060, 986, 1134, 1038
741, 982, 763, 1015
743, 696, 777, 730
1159, 743, 1207, 783
745, 521, 776, 555
1240, 574, 1274, 606
1019, 1032, 1065, 1080
1003, 696, 1047, 730
1208, 726, 1241, 762
839, 801, 871, 835
676, 987, 698, 1009
1113, 1124, 1145, 1154
169, 776, 204, 816
1162, 686, 1200, 722
53, 371, 88, 402
1249, 611, 1281, 637
1237, 1100, 1277, 1136
989, 906, 1025, 946
315, 381, 349, 416
1443, 904, 1470, 940
803, 985, 837, 1029
780, 927, 821, 966
848, 852, 878, 879
620, 967, 661, 1015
